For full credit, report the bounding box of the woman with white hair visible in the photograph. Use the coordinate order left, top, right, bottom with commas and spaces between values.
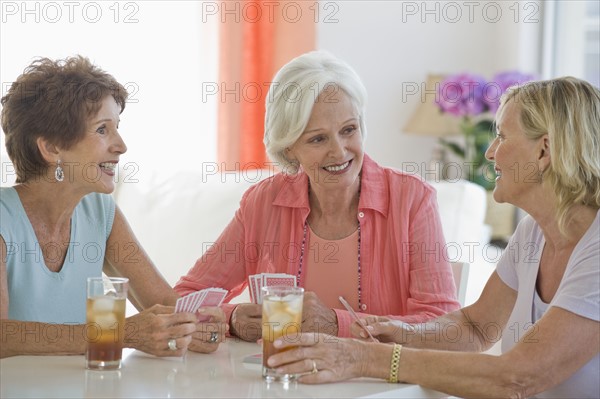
176, 51, 460, 341
268, 77, 600, 398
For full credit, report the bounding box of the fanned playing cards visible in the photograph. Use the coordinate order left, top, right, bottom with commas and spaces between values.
175, 287, 228, 321
248, 273, 296, 304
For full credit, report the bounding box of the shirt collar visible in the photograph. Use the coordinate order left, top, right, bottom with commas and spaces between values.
272, 172, 310, 209
358, 154, 389, 216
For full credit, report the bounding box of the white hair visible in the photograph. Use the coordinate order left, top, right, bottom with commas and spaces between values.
263, 51, 368, 174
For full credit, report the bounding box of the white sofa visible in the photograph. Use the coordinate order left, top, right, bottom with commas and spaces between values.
0, 161, 489, 303
113, 168, 488, 302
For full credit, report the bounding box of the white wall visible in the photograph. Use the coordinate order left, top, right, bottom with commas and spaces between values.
316, 0, 541, 172
315, 1, 542, 305
1, 1, 219, 185
1, 0, 543, 312
1, 1, 543, 185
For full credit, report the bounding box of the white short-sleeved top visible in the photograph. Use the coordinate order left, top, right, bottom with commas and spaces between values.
0, 187, 115, 324
497, 210, 599, 398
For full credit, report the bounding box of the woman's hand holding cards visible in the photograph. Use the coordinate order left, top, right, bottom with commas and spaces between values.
175, 288, 229, 353
125, 304, 197, 357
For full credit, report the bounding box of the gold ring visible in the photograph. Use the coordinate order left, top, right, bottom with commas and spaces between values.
311, 359, 318, 374
168, 338, 177, 351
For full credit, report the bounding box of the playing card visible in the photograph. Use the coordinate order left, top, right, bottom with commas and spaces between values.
188, 291, 206, 313
175, 288, 228, 318
248, 274, 262, 304
175, 296, 186, 312
182, 293, 194, 312
248, 275, 257, 304
248, 273, 296, 304
196, 288, 228, 321
255, 274, 263, 304
262, 273, 296, 288
176, 293, 191, 312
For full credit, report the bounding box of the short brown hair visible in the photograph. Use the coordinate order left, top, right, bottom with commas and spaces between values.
1, 56, 128, 183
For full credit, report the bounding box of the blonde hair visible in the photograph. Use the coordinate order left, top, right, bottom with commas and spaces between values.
499, 77, 600, 234
263, 51, 367, 174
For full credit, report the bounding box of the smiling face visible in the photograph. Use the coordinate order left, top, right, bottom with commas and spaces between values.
59, 96, 127, 194
485, 99, 547, 205
286, 88, 364, 193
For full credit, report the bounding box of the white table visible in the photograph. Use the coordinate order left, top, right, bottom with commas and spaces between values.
0, 339, 447, 398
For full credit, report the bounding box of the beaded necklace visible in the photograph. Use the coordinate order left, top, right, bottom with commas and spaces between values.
296, 219, 363, 309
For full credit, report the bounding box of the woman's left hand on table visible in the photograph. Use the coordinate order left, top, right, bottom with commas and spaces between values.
267, 332, 368, 384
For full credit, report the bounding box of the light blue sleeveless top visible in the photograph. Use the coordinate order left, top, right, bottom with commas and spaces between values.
0, 187, 115, 324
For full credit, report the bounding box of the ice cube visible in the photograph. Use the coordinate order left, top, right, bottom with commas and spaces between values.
267, 312, 294, 328
263, 299, 282, 314
92, 297, 116, 313
95, 314, 118, 329
282, 294, 297, 302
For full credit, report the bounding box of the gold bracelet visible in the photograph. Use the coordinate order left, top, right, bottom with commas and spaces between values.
388, 344, 402, 383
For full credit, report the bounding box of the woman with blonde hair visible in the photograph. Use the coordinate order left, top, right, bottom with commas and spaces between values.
268, 77, 600, 398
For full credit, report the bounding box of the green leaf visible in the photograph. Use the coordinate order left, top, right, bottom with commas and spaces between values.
439, 139, 465, 158
474, 119, 494, 131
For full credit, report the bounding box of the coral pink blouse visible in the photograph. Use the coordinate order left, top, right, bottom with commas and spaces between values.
303, 226, 360, 310
175, 155, 460, 337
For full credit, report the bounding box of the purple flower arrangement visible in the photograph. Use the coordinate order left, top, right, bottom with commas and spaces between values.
436, 71, 536, 117
433, 71, 536, 190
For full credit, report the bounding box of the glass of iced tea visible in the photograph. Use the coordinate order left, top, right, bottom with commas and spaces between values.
86, 277, 128, 370
261, 285, 304, 382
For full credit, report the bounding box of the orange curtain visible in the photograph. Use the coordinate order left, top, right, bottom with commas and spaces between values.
217, 0, 316, 171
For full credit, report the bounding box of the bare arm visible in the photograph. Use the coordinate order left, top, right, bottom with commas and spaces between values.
104, 207, 227, 354
103, 206, 179, 308
0, 319, 87, 358
1, 234, 197, 358
0, 311, 197, 359
269, 307, 598, 398
390, 307, 598, 398
2, 236, 85, 358
358, 272, 517, 352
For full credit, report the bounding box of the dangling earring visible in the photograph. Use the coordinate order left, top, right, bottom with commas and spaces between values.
55, 160, 64, 182
538, 168, 545, 183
